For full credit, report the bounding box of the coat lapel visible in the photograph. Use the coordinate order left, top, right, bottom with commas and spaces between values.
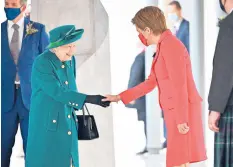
2, 21, 9, 45
151, 43, 161, 67
20, 18, 29, 52
151, 30, 172, 67
18, 18, 30, 64
176, 20, 185, 38
2, 18, 30, 65
23, 18, 29, 41
1, 21, 15, 64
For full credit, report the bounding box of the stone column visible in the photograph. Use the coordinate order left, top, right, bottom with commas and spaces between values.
144, 0, 162, 153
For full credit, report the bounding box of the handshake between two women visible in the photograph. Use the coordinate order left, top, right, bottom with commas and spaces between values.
84, 94, 121, 108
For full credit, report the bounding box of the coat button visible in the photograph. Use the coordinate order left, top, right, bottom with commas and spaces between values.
68, 131, 72, 135
68, 115, 71, 119
53, 120, 56, 123
72, 103, 75, 106
61, 65, 65, 68
76, 104, 78, 107
65, 81, 68, 85
69, 102, 72, 105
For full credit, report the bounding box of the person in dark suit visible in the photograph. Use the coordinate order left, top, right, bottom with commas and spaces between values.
1, 0, 49, 166
125, 50, 147, 154
208, 0, 233, 166
168, 1, 190, 53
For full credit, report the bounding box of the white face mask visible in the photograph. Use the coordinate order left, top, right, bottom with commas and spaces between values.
168, 13, 179, 23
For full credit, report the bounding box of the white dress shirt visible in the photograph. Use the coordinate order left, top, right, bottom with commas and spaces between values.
171, 18, 183, 35
174, 18, 183, 31
7, 17, 24, 84
7, 16, 24, 50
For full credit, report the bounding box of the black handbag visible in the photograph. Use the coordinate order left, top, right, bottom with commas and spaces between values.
76, 105, 99, 140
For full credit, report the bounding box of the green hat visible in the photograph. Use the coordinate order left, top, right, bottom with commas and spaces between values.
47, 25, 84, 49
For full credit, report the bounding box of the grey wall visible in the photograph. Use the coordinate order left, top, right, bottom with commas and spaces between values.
31, 0, 109, 67
77, 32, 115, 167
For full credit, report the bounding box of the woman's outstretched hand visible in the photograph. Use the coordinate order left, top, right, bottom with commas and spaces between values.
85, 95, 110, 108
102, 95, 121, 103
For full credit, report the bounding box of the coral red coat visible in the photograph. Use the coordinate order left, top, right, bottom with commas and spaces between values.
120, 30, 207, 167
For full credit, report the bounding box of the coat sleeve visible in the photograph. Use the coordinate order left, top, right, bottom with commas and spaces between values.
162, 42, 189, 125
119, 65, 156, 105
32, 58, 86, 110
208, 24, 233, 113
38, 24, 49, 54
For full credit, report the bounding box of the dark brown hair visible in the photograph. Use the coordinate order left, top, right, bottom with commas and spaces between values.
169, 1, 182, 10
131, 6, 167, 35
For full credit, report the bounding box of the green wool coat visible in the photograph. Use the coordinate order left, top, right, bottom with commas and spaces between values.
26, 50, 86, 167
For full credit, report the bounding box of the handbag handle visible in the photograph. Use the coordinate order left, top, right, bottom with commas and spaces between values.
82, 104, 90, 116
81, 104, 91, 126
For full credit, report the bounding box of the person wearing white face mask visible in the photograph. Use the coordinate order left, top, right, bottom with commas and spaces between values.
167, 1, 190, 53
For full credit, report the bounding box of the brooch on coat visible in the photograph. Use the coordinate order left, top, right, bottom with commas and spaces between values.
25, 22, 39, 37
217, 16, 225, 27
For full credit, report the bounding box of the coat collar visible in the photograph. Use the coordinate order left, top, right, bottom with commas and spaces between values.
158, 30, 172, 44
2, 18, 30, 57
4, 17, 29, 38
48, 50, 72, 69
151, 30, 172, 64
8, 16, 24, 30
2, 18, 30, 43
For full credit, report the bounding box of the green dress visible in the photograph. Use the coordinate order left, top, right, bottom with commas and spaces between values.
26, 50, 86, 167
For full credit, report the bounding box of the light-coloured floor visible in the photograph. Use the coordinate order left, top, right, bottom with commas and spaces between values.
10, 143, 206, 167
10, 152, 206, 167
10, 124, 206, 167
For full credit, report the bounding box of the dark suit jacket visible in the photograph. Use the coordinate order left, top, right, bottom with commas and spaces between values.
208, 12, 233, 113
125, 51, 146, 113
176, 19, 190, 53
1, 18, 49, 112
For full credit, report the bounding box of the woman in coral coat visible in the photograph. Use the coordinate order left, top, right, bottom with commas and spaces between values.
103, 6, 207, 167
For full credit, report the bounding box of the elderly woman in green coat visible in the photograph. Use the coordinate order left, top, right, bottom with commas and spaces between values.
25, 25, 110, 167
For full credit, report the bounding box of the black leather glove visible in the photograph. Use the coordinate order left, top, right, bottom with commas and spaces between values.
85, 95, 110, 108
